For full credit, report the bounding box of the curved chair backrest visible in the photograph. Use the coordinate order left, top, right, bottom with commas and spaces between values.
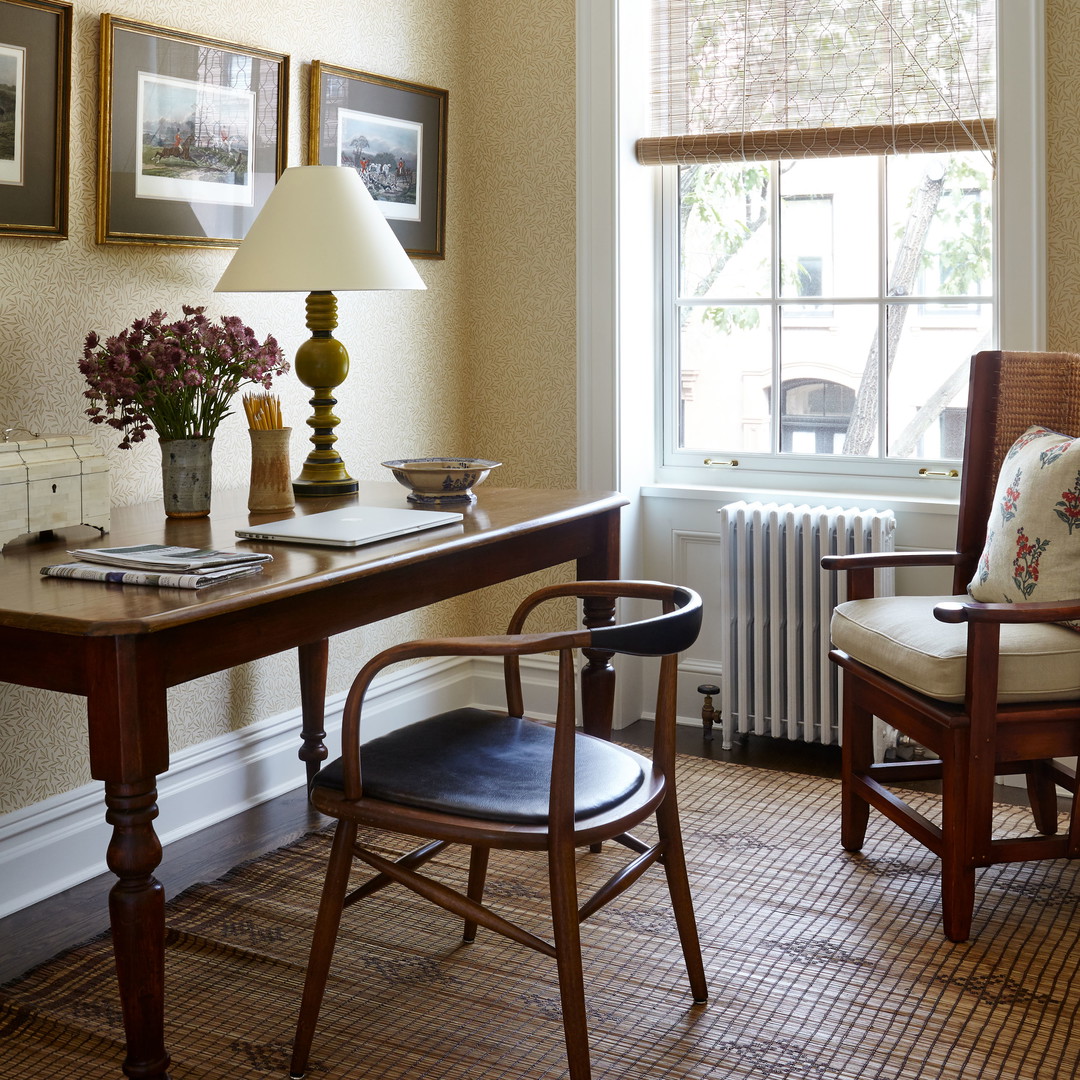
506, 580, 702, 658
589, 585, 702, 657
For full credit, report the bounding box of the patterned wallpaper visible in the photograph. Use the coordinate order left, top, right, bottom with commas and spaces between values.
1046, 0, 1080, 351
457, 0, 579, 631
0, 0, 579, 813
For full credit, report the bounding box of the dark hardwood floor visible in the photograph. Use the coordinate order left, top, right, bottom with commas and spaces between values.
0, 785, 324, 987
0, 718, 1038, 986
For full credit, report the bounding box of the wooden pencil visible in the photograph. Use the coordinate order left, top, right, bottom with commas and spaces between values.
243, 392, 283, 430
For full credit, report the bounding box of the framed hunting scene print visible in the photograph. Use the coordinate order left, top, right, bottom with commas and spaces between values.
97, 15, 287, 247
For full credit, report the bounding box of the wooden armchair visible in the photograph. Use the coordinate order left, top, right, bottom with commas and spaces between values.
822, 350, 1080, 942
288, 580, 708, 1080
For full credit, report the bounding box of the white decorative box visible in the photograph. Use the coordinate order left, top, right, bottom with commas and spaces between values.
0, 434, 110, 547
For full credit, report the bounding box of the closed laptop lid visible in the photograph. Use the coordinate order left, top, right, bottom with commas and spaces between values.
235, 506, 464, 548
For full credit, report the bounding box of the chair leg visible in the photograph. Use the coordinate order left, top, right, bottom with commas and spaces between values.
549, 838, 591, 1080
1025, 760, 1061, 835
939, 743, 976, 944
290, 820, 357, 1080
655, 794, 708, 1003
840, 679, 873, 852
463, 845, 489, 943
939, 859, 976, 943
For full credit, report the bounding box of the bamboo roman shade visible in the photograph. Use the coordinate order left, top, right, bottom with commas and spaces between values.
637, 0, 996, 166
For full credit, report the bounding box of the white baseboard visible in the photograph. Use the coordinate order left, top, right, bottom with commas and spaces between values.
0, 653, 704, 918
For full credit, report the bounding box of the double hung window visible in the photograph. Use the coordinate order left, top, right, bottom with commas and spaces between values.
640, 1, 997, 485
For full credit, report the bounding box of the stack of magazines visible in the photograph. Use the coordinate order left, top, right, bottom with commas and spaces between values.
40, 544, 273, 590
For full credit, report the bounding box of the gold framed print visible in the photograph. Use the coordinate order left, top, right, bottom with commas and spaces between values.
309, 61, 447, 259
0, 0, 71, 238
97, 15, 288, 247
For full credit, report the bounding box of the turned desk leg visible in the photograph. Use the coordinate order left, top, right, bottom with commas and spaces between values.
298, 639, 330, 784
104, 781, 171, 1080
580, 593, 617, 742
577, 510, 620, 745
87, 639, 172, 1080
581, 592, 617, 856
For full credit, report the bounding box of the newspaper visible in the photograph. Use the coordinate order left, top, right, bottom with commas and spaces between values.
40, 562, 265, 590
64, 544, 273, 572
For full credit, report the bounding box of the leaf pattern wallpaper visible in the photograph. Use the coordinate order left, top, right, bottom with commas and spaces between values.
1047, 0, 1080, 353
0, 0, 576, 813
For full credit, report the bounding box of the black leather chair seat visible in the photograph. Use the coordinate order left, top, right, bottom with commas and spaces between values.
314, 707, 646, 824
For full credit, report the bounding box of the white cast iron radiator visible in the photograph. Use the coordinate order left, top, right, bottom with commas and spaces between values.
716, 501, 896, 750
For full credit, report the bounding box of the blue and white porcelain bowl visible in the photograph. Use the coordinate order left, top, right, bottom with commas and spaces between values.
381, 457, 502, 505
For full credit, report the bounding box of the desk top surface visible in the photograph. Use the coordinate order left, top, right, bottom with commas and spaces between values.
0, 483, 625, 637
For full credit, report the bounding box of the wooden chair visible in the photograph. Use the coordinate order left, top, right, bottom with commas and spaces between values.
822, 350, 1080, 942
288, 580, 708, 1080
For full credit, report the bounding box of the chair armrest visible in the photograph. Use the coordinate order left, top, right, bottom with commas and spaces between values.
820, 549, 960, 571
935, 597, 1080, 624
821, 550, 961, 601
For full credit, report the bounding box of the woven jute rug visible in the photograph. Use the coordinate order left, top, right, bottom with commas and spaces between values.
3, 755, 1080, 1079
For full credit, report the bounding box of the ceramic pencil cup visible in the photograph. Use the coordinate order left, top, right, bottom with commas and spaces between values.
247, 427, 295, 513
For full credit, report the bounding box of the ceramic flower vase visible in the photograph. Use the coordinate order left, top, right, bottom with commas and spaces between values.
160, 437, 214, 519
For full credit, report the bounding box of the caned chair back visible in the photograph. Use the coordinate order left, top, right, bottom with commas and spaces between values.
953, 350, 1080, 592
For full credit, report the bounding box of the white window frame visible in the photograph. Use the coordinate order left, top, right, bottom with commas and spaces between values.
577, 0, 1046, 507
659, 153, 996, 490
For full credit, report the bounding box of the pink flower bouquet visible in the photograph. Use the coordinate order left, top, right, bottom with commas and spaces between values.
80, 306, 288, 448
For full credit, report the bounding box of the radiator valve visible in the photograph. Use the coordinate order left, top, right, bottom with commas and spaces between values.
697, 683, 720, 741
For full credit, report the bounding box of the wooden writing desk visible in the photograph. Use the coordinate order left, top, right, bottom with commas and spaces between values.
0, 483, 624, 1080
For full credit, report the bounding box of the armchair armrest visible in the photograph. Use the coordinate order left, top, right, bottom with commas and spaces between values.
821, 549, 961, 601
820, 549, 961, 571
935, 597, 1080, 624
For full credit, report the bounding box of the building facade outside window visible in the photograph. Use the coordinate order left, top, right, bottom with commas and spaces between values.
672, 150, 993, 463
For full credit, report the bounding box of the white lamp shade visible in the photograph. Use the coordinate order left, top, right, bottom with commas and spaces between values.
215, 166, 426, 293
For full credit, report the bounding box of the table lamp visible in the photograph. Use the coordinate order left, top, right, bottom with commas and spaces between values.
215, 165, 426, 496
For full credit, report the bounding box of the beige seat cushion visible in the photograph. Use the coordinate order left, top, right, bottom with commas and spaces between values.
831, 594, 1080, 703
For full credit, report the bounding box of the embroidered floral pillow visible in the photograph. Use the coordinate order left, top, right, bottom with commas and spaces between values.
968, 425, 1080, 629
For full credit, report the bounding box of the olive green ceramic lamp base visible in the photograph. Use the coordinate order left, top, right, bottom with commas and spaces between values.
292, 290, 359, 497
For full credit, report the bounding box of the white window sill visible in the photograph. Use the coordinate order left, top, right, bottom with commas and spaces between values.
639, 481, 961, 517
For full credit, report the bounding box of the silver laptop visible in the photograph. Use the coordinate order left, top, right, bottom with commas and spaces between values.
235, 506, 464, 548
